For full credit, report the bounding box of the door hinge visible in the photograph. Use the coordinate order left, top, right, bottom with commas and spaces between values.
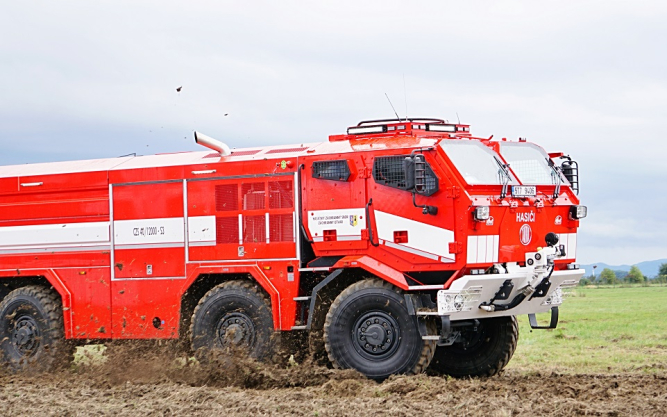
445, 186, 460, 198
448, 241, 462, 254
360, 166, 371, 179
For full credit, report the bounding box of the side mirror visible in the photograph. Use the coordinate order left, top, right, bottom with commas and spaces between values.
560, 160, 579, 195
404, 154, 438, 215
403, 156, 416, 191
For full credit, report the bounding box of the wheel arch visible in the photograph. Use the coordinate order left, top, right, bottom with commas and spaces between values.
0, 271, 72, 338
179, 270, 276, 339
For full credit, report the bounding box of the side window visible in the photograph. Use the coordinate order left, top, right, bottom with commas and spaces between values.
373, 155, 439, 195
373, 156, 409, 190
312, 160, 351, 181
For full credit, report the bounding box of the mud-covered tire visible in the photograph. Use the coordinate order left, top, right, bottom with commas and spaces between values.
190, 280, 274, 361
0, 285, 72, 372
324, 278, 436, 381
429, 316, 518, 378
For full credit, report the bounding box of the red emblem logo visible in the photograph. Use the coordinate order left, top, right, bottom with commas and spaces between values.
520, 224, 532, 246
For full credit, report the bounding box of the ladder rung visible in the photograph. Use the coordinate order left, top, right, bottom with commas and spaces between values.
293, 296, 311, 301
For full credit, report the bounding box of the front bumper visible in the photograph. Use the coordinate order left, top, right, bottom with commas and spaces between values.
436, 268, 583, 321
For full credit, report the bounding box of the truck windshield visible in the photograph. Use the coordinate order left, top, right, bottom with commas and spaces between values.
499, 142, 563, 185
440, 140, 518, 185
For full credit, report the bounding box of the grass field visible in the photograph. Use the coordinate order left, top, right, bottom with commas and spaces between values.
508, 285, 667, 373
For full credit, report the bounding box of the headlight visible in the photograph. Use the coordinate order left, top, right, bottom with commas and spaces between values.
473, 206, 490, 221
569, 205, 587, 220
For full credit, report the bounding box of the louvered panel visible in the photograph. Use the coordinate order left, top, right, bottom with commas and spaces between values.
242, 183, 265, 210
269, 181, 294, 209
215, 184, 238, 211
243, 215, 265, 243
270, 213, 294, 242
216, 216, 239, 244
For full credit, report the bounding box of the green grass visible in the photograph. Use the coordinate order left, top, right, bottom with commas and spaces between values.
508, 286, 667, 374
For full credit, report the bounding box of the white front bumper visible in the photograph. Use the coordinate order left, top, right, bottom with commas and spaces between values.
437, 268, 584, 320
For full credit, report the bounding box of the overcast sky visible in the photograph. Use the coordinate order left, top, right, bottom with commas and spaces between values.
1, 1, 665, 266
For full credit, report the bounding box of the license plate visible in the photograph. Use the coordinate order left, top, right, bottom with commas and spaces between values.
512, 185, 536, 198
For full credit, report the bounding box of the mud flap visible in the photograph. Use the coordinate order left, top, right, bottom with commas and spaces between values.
528, 306, 559, 329
405, 293, 436, 338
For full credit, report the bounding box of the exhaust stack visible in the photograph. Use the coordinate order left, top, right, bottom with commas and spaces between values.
194, 131, 231, 156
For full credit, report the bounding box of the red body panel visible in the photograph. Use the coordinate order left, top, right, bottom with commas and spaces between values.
0, 122, 583, 338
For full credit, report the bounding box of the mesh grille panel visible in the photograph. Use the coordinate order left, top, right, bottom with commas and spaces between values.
216, 216, 239, 244
312, 160, 351, 181
270, 214, 294, 242
269, 181, 294, 209
242, 183, 265, 210
243, 215, 266, 243
215, 184, 238, 211
373, 156, 409, 190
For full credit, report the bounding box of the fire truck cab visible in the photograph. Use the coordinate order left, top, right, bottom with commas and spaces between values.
0, 118, 585, 379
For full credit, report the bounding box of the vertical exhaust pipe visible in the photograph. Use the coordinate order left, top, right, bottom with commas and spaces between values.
194, 131, 231, 156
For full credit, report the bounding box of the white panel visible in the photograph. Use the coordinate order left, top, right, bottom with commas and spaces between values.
114, 217, 184, 246
375, 211, 455, 260
308, 208, 366, 238
477, 235, 487, 264
568, 233, 577, 259
467, 236, 478, 263
238, 214, 243, 245
466, 235, 500, 264
0, 222, 109, 248
265, 213, 270, 244
557, 233, 566, 256
188, 216, 216, 244
485, 235, 494, 263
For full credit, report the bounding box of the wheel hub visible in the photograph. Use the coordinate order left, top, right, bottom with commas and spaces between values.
354, 311, 400, 359
11, 315, 40, 356
216, 312, 255, 348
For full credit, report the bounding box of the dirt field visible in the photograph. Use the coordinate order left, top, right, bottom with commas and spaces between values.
2, 347, 665, 416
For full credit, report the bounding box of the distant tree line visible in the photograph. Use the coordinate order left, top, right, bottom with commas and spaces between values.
579, 263, 667, 286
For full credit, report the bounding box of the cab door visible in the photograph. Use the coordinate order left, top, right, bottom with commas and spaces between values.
366, 152, 456, 264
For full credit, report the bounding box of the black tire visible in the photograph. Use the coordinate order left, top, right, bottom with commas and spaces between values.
429, 316, 518, 378
0, 285, 72, 372
190, 280, 274, 361
323, 278, 436, 381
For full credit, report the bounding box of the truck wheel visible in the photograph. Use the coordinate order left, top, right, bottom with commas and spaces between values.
429, 316, 518, 377
190, 280, 274, 361
323, 278, 436, 381
0, 285, 72, 372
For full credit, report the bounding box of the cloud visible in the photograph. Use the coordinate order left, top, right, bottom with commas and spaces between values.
0, 0, 665, 265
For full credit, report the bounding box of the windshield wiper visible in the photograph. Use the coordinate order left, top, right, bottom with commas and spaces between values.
494, 156, 512, 199
547, 158, 561, 198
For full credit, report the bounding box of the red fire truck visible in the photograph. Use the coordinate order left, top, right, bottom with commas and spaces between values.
0, 118, 585, 379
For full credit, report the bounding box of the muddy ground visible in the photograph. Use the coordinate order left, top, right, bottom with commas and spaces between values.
1, 346, 665, 416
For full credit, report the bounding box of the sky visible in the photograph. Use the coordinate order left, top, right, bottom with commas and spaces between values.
1, 1, 666, 266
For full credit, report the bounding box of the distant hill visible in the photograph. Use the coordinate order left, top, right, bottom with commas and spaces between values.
579, 259, 667, 278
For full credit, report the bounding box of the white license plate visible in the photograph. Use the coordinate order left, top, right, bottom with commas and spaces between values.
512, 185, 536, 197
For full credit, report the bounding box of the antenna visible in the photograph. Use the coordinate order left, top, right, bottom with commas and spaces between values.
456, 112, 461, 124
403, 74, 408, 121
385, 93, 400, 120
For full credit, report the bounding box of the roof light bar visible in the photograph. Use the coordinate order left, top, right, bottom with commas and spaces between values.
426, 124, 456, 133
347, 125, 387, 135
